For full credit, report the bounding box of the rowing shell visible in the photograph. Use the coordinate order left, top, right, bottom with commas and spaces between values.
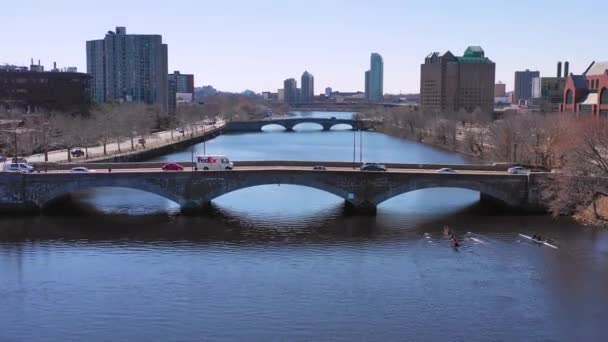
519, 233, 558, 249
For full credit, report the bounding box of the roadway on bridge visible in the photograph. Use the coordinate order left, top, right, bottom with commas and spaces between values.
34, 166, 515, 176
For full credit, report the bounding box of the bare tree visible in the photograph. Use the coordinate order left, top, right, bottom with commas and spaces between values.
48, 114, 80, 162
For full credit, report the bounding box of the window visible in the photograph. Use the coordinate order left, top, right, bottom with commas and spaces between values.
601, 88, 608, 105
566, 89, 573, 104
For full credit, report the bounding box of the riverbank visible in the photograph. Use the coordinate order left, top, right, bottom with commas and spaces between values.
24, 121, 225, 164
373, 124, 484, 161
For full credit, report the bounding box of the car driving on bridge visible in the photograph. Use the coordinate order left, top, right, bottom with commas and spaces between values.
360, 163, 387, 172
162, 163, 184, 171
3, 162, 34, 173
508, 166, 530, 175
436, 168, 458, 174
196, 155, 234, 171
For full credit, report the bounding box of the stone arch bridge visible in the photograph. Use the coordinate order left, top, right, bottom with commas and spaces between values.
0, 163, 547, 215
224, 118, 380, 132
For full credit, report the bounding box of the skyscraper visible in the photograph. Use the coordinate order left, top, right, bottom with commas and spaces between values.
420, 46, 495, 114
364, 70, 370, 100
86, 27, 169, 112
513, 69, 540, 104
301, 71, 314, 103
369, 53, 384, 102
283, 78, 297, 104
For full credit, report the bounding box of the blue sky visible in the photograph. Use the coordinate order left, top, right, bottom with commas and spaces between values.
2, 0, 607, 94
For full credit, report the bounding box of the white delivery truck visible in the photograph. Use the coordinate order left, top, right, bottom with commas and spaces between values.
196, 155, 234, 171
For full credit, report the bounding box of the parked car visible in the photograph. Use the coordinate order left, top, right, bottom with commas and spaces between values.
313, 165, 327, 171
360, 163, 387, 172
70, 167, 92, 173
71, 149, 84, 157
11, 157, 27, 164
0, 155, 6, 162
508, 166, 530, 175
436, 168, 458, 174
162, 163, 184, 171
3, 163, 34, 173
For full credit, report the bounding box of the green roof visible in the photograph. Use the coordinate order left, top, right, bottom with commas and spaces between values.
458, 46, 493, 64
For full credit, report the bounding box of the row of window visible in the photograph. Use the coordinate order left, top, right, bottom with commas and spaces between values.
588, 79, 601, 90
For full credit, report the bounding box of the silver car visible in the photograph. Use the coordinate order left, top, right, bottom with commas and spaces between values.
508, 166, 530, 175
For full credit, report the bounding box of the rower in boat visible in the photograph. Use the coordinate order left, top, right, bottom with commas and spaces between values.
450, 234, 460, 248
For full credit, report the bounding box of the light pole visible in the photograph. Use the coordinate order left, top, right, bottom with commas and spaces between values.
203, 123, 206, 155
359, 128, 363, 165
352, 127, 356, 169
191, 143, 195, 171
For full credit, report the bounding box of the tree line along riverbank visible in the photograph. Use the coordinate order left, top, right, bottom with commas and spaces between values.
359, 106, 608, 224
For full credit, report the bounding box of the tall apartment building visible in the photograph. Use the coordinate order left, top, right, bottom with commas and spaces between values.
420, 46, 495, 114
168, 71, 194, 94
364, 70, 370, 99
368, 53, 384, 102
513, 69, 540, 104
283, 78, 298, 104
301, 71, 314, 103
86, 26, 169, 112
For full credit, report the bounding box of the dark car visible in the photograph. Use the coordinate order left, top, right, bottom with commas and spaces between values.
12, 157, 27, 164
162, 162, 184, 171
0, 155, 6, 162
71, 149, 84, 157
360, 163, 387, 172
313, 165, 327, 171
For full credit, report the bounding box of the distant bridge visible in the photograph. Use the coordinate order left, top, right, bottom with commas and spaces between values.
0, 161, 548, 216
224, 118, 381, 132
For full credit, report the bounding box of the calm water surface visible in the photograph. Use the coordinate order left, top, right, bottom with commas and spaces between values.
1, 112, 607, 341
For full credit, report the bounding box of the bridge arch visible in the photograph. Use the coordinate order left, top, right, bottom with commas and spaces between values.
37, 178, 187, 209
371, 179, 521, 207
327, 123, 354, 130
200, 174, 351, 205
260, 123, 287, 131
290, 122, 325, 131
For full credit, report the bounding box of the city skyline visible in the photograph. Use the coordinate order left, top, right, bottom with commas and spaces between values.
2, 0, 608, 94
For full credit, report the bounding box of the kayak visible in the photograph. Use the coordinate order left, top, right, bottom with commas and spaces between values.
519, 233, 558, 249
469, 237, 485, 245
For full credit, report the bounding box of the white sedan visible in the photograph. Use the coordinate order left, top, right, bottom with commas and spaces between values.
507, 166, 530, 175
70, 167, 93, 173
436, 168, 458, 174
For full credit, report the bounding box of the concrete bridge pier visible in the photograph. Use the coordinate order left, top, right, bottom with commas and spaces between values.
344, 199, 377, 216
180, 200, 214, 216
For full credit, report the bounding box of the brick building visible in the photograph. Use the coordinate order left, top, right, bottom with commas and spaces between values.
0, 66, 91, 113
420, 46, 495, 114
562, 61, 608, 117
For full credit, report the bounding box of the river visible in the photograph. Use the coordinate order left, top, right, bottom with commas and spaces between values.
1, 111, 607, 341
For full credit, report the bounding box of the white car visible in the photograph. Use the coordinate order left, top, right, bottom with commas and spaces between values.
70, 167, 92, 173
3, 163, 34, 173
508, 166, 530, 175
436, 168, 458, 174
